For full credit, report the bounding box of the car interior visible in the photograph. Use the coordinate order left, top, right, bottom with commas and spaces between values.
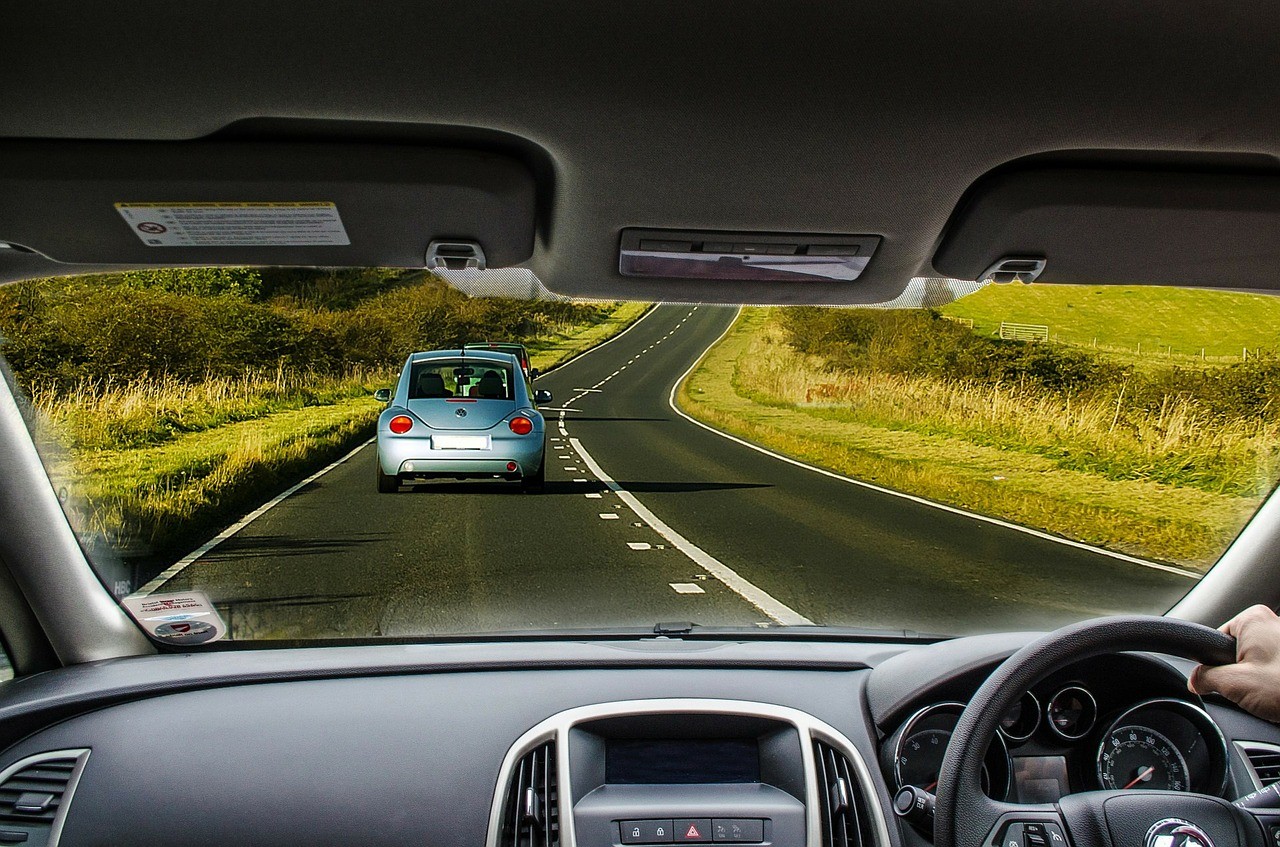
3, 3, 1280, 847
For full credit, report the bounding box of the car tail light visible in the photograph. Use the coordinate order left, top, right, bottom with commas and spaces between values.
506, 462, 518, 472
509, 416, 534, 435
389, 415, 413, 434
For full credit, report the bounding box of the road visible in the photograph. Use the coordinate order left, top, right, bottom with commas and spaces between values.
159, 304, 1193, 640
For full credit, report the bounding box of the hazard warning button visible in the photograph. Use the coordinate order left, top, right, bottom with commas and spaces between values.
674, 819, 712, 843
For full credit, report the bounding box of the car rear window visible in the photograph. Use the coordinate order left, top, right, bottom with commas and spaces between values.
408, 359, 513, 400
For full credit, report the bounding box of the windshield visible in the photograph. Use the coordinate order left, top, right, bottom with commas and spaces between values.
4, 268, 1278, 643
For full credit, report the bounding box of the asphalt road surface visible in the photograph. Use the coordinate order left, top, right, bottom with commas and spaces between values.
160, 304, 1194, 640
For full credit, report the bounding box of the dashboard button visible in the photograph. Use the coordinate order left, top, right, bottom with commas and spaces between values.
713, 819, 764, 843
675, 819, 712, 842
1001, 824, 1026, 847
621, 820, 674, 844
1042, 823, 1069, 847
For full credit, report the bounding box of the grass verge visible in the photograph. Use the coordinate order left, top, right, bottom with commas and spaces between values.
678, 309, 1269, 570
527, 302, 651, 371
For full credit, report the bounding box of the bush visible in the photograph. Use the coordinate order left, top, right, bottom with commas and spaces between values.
775, 307, 1280, 423
0, 269, 614, 391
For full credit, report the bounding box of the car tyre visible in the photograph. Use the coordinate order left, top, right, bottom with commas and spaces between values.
376, 460, 399, 493
520, 457, 546, 493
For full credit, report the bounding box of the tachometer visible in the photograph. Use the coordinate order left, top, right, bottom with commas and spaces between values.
891, 703, 1010, 799
1098, 725, 1190, 791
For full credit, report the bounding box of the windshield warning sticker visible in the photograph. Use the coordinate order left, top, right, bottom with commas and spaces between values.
122, 591, 227, 646
115, 202, 350, 247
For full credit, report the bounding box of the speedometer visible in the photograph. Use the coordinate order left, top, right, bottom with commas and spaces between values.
1093, 698, 1230, 796
1098, 725, 1190, 791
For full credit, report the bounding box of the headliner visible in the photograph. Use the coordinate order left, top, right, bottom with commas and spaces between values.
3, 1, 1278, 304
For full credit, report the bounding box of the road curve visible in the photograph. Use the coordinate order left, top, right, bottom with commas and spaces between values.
161, 304, 1193, 640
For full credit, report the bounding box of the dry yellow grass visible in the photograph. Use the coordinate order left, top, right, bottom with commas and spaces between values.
679, 309, 1277, 569
735, 320, 1280, 497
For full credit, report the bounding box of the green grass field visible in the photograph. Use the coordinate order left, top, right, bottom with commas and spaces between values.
941, 284, 1280, 360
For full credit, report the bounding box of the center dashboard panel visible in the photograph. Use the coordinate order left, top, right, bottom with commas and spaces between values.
489, 701, 885, 847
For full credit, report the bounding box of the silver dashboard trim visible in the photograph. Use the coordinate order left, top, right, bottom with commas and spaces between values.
484, 698, 890, 847
1233, 739, 1280, 792
0, 748, 91, 847
1045, 685, 1097, 741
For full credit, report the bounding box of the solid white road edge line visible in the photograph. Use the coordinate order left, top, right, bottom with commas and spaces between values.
128, 436, 377, 599
667, 308, 1201, 581
571, 436, 815, 626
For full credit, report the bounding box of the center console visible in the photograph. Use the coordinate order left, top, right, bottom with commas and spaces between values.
485, 700, 889, 847
572, 714, 807, 847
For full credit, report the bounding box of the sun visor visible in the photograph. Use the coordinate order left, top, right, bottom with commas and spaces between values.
0, 141, 535, 269
933, 167, 1280, 290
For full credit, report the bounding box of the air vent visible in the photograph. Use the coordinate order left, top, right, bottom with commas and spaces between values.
813, 740, 867, 847
500, 741, 559, 847
1237, 741, 1280, 789
0, 750, 89, 846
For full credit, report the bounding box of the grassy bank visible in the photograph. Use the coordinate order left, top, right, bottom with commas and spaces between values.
941, 284, 1280, 363
527, 302, 651, 371
5, 270, 650, 568
51, 394, 382, 558
679, 309, 1276, 570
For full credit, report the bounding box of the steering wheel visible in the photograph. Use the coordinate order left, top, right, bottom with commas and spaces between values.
933, 615, 1267, 847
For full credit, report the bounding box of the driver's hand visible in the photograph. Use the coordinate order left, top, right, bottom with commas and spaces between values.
1188, 604, 1280, 723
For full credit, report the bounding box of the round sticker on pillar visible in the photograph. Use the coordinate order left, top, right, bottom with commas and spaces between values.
153, 620, 219, 645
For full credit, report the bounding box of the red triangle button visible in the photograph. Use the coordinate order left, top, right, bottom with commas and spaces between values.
685, 826, 702, 839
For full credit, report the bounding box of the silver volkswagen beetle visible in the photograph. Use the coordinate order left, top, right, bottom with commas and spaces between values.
374, 349, 552, 493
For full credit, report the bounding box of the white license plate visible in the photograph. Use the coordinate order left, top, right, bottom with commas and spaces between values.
432, 435, 490, 450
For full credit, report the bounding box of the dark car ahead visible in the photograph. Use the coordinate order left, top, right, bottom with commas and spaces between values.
464, 342, 535, 378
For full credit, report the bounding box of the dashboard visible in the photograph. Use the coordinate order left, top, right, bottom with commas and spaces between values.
0, 633, 1275, 847
877, 653, 1234, 840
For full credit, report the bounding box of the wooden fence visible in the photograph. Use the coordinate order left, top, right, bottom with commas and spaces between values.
998, 321, 1050, 342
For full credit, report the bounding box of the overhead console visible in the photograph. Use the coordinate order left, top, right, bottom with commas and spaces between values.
0, 139, 536, 272
933, 162, 1280, 291
488, 700, 887, 847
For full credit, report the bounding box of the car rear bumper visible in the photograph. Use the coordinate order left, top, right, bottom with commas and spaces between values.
377, 435, 545, 477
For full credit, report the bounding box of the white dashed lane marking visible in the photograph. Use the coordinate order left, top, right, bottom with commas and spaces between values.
549, 305, 809, 617
572, 436, 814, 626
